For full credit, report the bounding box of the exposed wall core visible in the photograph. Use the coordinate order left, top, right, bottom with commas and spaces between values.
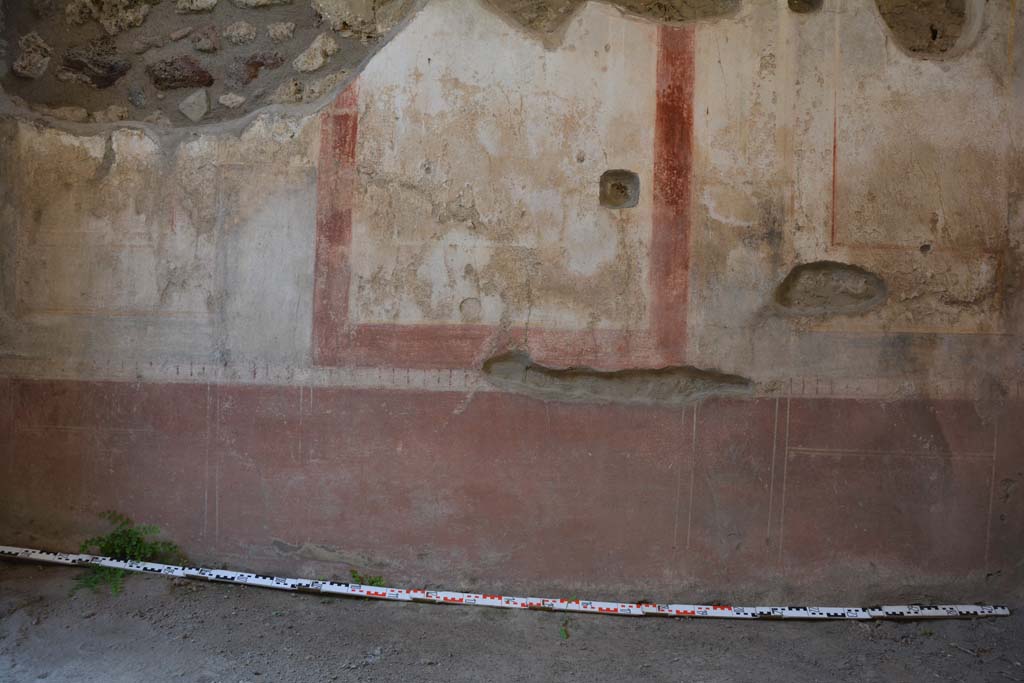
0, 0, 741, 125
0, 0, 972, 128
0, 0, 413, 125
774, 262, 887, 316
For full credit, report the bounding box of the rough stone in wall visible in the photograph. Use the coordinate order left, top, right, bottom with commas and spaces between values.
90, 102, 128, 121
147, 54, 214, 88
62, 41, 132, 87
12, 32, 51, 79
218, 90, 244, 107
272, 76, 303, 101
292, 32, 336, 72
484, 0, 739, 40
311, 0, 412, 37
226, 50, 284, 86
312, 0, 372, 32
875, 0, 966, 55
177, 86, 208, 120
301, 68, 342, 97
127, 84, 145, 105
66, 0, 154, 36
267, 21, 295, 42
270, 70, 343, 102
191, 24, 221, 52
177, 0, 219, 11
223, 20, 257, 44
774, 262, 887, 316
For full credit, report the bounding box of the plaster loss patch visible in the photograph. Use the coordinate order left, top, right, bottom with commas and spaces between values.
482, 350, 751, 405
774, 262, 887, 316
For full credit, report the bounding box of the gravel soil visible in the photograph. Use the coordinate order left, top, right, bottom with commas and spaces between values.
2, 560, 1023, 682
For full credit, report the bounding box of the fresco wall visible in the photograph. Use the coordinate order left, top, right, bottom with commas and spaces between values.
0, 0, 1021, 601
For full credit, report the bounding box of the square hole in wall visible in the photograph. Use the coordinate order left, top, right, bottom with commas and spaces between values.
599, 170, 640, 209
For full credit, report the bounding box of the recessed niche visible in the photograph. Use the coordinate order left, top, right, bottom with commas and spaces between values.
788, 0, 823, 12
875, 0, 975, 57
599, 170, 639, 209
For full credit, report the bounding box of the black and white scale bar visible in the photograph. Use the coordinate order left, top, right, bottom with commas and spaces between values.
0, 545, 1010, 621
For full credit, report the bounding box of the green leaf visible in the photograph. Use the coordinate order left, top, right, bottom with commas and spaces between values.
75, 512, 183, 594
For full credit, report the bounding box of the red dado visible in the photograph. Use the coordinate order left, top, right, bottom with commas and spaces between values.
1, 377, 1020, 602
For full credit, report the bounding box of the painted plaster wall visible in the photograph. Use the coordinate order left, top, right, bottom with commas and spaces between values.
0, 0, 1022, 600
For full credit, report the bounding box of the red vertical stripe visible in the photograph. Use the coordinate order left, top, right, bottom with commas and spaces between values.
312, 82, 359, 366
651, 26, 695, 363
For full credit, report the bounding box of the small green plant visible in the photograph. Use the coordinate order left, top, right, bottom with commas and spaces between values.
75, 511, 184, 594
560, 618, 571, 640
349, 569, 385, 587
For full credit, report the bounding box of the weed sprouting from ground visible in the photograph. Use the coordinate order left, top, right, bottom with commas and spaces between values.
75, 511, 184, 594
349, 569, 386, 587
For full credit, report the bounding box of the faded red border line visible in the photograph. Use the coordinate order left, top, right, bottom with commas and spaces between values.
651, 25, 695, 363
312, 27, 696, 369
312, 82, 359, 366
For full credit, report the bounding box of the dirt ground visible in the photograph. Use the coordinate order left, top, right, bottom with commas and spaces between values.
1, 561, 1022, 682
